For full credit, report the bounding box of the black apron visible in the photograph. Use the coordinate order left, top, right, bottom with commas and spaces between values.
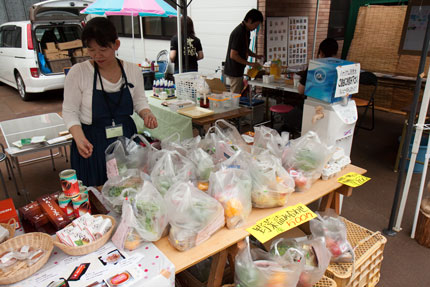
71, 59, 137, 186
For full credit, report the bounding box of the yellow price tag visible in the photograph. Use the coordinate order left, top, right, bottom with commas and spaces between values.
246, 203, 317, 244
337, 172, 370, 187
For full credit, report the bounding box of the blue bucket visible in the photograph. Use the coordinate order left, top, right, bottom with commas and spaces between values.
406, 134, 429, 173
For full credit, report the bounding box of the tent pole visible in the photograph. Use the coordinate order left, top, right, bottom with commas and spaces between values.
131, 15, 136, 63
177, 0, 183, 73
182, 0, 189, 72
140, 16, 146, 61
312, 0, 320, 59
384, 15, 430, 236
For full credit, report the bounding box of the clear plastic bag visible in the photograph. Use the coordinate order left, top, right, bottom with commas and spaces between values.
132, 181, 169, 242
214, 119, 250, 153
150, 150, 196, 195
281, 131, 332, 191
105, 137, 129, 179
208, 167, 252, 229
235, 237, 302, 287
250, 151, 295, 208
112, 198, 143, 251
165, 182, 225, 251
129, 134, 158, 174
187, 148, 215, 181
253, 126, 289, 157
161, 132, 188, 156
309, 213, 354, 263
101, 169, 144, 213
270, 237, 331, 287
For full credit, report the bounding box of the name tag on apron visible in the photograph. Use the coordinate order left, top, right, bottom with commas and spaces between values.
105, 124, 124, 139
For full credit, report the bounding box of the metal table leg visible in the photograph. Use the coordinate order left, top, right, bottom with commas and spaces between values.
64, 146, 69, 163
13, 157, 29, 202
5, 157, 19, 196
0, 170, 9, 198
49, 149, 56, 171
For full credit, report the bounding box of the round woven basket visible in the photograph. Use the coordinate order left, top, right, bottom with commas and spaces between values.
0, 232, 54, 285
53, 214, 116, 256
0, 218, 16, 242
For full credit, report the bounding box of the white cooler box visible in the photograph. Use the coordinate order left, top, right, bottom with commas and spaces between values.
301, 97, 358, 156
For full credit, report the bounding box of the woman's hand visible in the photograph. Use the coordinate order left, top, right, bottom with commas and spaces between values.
140, 109, 158, 129
69, 125, 93, 158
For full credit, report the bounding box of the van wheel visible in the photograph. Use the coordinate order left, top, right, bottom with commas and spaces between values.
15, 73, 31, 101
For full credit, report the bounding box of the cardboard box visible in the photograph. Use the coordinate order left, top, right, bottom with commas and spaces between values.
56, 39, 83, 50
304, 57, 358, 103
82, 48, 89, 56
0, 198, 21, 229
43, 48, 58, 54
46, 42, 57, 50
206, 78, 227, 94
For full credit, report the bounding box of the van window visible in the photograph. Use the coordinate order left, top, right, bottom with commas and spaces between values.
35, 25, 82, 49
1, 26, 21, 48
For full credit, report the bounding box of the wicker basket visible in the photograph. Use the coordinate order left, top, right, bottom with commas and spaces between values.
0, 232, 54, 285
53, 214, 116, 256
314, 275, 337, 287
325, 218, 387, 287
0, 218, 17, 242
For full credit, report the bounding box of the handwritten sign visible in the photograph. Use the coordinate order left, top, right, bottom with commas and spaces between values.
335, 63, 360, 98
246, 203, 317, 243
337, 172, 370, 187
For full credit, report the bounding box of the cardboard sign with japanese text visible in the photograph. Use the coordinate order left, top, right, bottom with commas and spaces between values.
246, 203, 317, 243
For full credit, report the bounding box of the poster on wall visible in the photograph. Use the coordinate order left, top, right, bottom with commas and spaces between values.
266, 17, 289, 66
399, 0, 430, 55
288, 16, 308, 66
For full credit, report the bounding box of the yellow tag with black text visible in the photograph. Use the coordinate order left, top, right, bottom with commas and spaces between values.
337, 172, 370, 187
246, 203, 317, 243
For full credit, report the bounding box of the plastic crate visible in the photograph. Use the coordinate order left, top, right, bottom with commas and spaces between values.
173, 72, 202, 101
71, 56, 91, 64
48, 58, 72, 73
314, 276, 337, 287
325, 218, 387, 287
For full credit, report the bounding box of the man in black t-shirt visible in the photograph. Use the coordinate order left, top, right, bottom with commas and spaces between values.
170, 16, 204, 73
224, 9, 264, 93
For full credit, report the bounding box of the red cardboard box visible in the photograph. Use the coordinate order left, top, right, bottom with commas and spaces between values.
0, 198, 21, 229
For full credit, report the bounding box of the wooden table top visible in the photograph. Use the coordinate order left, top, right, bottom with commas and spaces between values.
155, 164, 366, 273
192, 107, 252, 126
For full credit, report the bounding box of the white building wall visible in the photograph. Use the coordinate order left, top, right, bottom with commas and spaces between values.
116, 0, 257, 75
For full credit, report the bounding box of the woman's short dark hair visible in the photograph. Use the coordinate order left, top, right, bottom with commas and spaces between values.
181, 16, 195, 37
244, 9, 263, 23
318, 38, 338, 58
82, 17, 118, 47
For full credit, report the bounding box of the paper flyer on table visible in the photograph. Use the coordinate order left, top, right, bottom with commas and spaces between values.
11, 241, 175, 287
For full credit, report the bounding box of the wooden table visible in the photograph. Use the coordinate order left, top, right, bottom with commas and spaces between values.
155, 164, 366, 286
192, 107, 252, 136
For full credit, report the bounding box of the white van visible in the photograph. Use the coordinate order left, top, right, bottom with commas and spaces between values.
0, 0, 91, 100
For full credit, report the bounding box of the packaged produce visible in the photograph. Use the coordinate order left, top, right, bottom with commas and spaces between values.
150, 150, 196, 195
165, 182, 225, 251
282, 131, 331, 191
101, 169, 144, 213
132, 181, 168, 242
188, 148, 215, 181
235, 237, 303, 287
250, 151, 295, 208
309, 213, 354, 263
252, 126, 289, 157
270, 237, 331, 287
208, 167, 252, 229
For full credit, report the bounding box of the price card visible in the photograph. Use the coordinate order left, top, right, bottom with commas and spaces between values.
246, 203, 317, 243
337, 172, 371, 187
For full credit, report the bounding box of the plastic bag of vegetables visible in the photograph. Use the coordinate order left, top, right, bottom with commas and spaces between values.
150, 150, 196, 195
101, 169, 144, 213
208, 167, 252, 229
270, 237, 331, 287
281, 131, 331, 191
131, 181, 169, 242
165, 182, 225, 251
309, 213, 354, 263
250, 151, 295, 208
187, 148, 214, 182
252, 126, 289, 157
235, 237, 303, 287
